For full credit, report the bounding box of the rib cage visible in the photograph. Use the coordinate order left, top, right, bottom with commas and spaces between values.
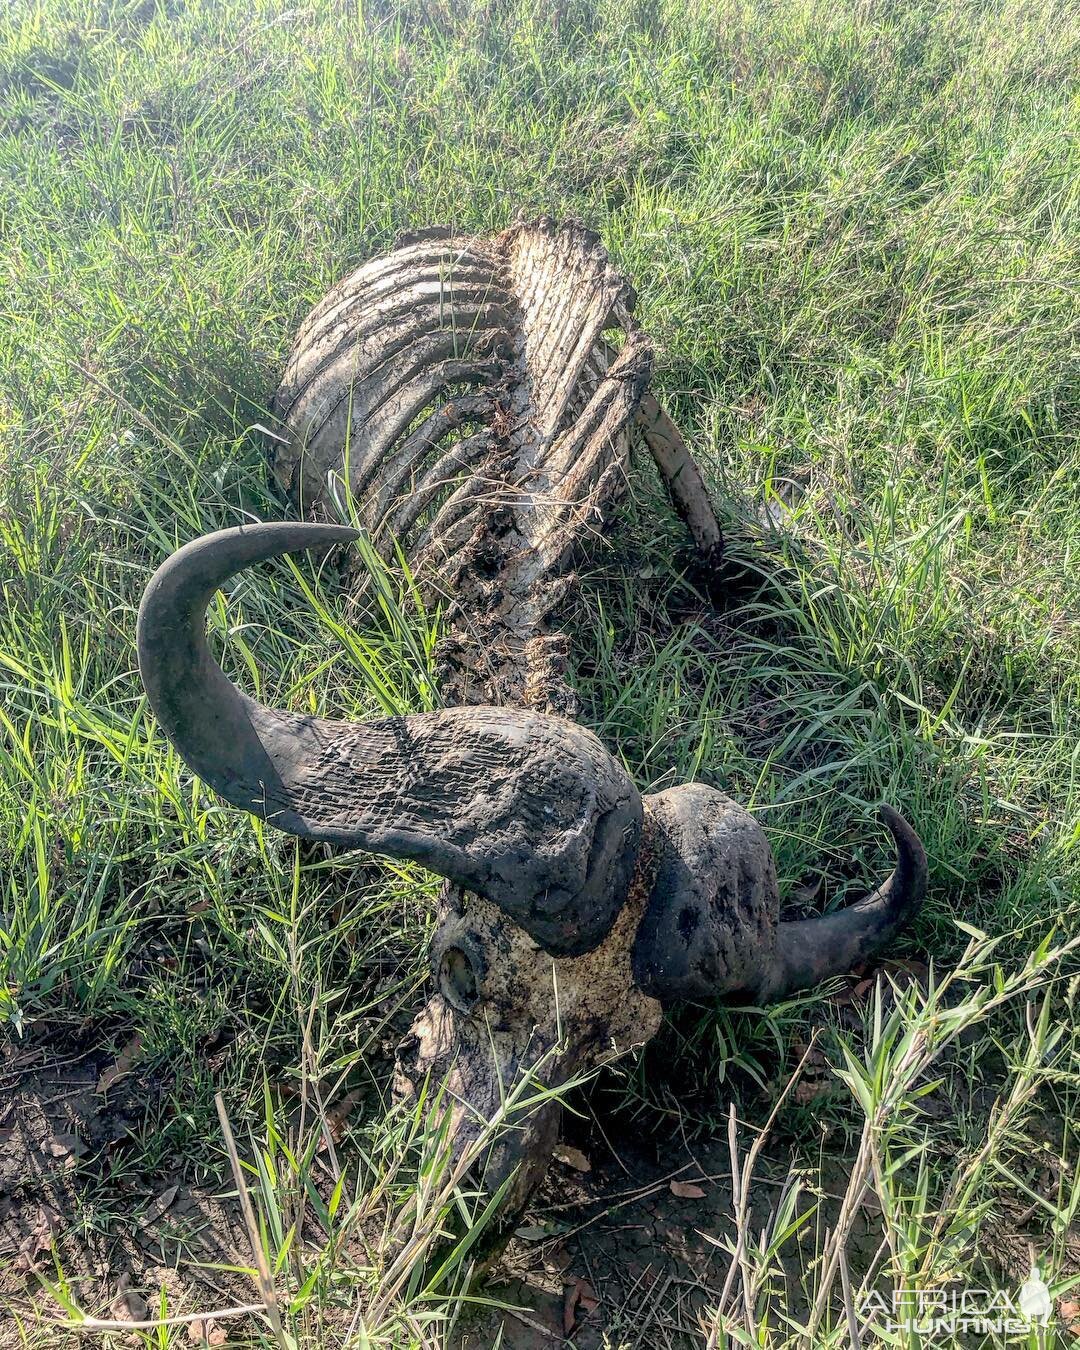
271, 218, 721, 710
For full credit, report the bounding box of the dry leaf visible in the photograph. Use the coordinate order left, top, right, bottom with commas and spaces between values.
97, 1034, 144, 1095
790, 1036, 833, 1104
793, 1077, 833, 1106
552, 1144, 591, 1173
545, 1244, 573, 1274
40, 1132, 87, 1161
882, 958, 930, 985
831, 977, 874, 1009
669, 1179, 706, 1199
514, 1224, 550, 1241
201, 1026, 232, 1055
322, 1088, 363, 1147
14, 1205, 62, 1272
110, 1272, 149, 1324
188, 1318, 228, 1345
791, 876, 825, 906
1059, 1299, 1080, 1338
138, 1184, 179, 1229
563, 1276, 599, 1334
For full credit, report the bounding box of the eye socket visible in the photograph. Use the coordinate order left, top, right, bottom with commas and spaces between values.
438, 943, 480, 1012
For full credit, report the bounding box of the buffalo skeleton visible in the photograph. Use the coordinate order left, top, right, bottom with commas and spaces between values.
137, 220, 926, 1238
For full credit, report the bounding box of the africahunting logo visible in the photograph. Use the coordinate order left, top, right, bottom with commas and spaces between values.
856, 1267, 1053, 1338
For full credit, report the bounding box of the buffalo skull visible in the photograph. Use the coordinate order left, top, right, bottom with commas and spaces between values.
137, 521, 926, 1238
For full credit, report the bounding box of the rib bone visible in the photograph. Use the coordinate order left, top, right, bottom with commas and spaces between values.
270, 218, 723, 709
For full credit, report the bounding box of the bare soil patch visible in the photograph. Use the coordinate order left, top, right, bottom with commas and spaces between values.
0, 1023, 251, 1341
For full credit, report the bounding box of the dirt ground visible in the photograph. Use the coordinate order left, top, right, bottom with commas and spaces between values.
452, 1138, 762, 1350
0, 1046, 773, 1349
1, 971, 1066, 1349
0, 1025, 257, 1342
0, 1014, 858, 1349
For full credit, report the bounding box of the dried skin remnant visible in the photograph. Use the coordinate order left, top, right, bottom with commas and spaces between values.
396, 857, 665, 1223
138, 525, 928, 1246
270, 219, 722, 710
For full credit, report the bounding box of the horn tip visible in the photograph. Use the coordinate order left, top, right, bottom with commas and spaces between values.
877, 801, 917, 842
877, 802, 929, 889
267, 521, 361, 548
878, 801, 903, 830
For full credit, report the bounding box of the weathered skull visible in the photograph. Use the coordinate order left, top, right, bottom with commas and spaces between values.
137, 523, 926, 1236
137, 220, 924, 1240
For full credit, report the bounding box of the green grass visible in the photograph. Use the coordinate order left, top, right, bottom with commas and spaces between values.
1, 0, 1079, 1343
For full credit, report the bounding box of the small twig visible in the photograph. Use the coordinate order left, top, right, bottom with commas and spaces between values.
499, 1302, 566, 1340
537, 1172, 692, 1245
718, 1031, 822, 1321
726, 1102, 757, 1338
838, 1242, 863, 1350
543, 1160, 698, 1210
805, 1132, 874, 1345
587, 1098, 632, 1176
65, 1303, 266, 1332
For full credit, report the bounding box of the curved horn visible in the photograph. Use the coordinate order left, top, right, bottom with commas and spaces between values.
755, 804, 927, 1001
631, 791, 925, 1003
137, 523, 643, 955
